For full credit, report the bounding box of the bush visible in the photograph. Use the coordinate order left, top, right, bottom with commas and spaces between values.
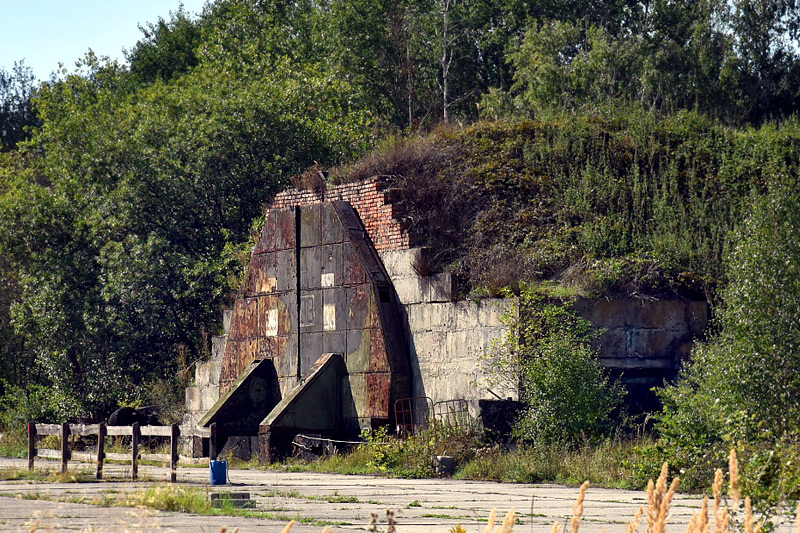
0, 382, 85, 456
657, 185, 800, 497
0, 382, 85, 430
486, 285, 625, 445
456, 437, 655, 488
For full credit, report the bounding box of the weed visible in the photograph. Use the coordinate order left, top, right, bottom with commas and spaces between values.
325, 491, 360, 504
263, 489, 304, 499
455, 438, 650, 488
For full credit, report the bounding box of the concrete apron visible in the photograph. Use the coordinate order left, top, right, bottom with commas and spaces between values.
1, 457, 797, 533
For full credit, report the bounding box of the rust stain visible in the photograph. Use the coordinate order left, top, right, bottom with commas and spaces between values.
369, 327, 390, 372
262, 209, 296, 252
251, 265, 277, 294
220, 339, 240, 393
348, 286, 368, 329
245, 339, 259, 365
237, 298, 259, 339
366, 373, 391, 419
248, 254, 266, 293
347, 246, 366, 284
257, 336, 288, 360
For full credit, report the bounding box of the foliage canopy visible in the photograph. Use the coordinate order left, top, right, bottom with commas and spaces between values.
657, 186, 800, 483
0, 0, 798, 429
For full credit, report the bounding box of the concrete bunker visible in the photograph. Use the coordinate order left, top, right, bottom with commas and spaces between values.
184, 177, 710, 457
198, 201, 410, 460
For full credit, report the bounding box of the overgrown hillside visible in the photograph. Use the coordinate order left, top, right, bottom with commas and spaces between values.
340, 111, 800, 301
1, 3, 799, 496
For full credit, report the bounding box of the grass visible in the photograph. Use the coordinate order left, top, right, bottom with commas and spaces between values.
272, 444, 378, 475
0, 482, 347, 526
272, 434, 654, 490
454, 438, 652, 488
0, 465, 162, 484
6, 450, 800, 532
0, 467, 104, 483
263, 489, 364, 503
324, 490, 360, 503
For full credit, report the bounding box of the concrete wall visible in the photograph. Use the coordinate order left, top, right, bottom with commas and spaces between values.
379, 248, 709, 415
574, 298, 707, 371
183, 310, 229, 428
380, 248, 516, 416
184, 179, 710, 431
573, 297, 708, 410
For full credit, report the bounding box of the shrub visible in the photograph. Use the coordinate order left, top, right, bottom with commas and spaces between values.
0, 382, 84, 430
486, 285, 625, 445
0, 382, 85, 457
657, 185, 800, 496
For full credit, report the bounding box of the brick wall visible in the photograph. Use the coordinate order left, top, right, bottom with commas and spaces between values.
269, 177, 412, 252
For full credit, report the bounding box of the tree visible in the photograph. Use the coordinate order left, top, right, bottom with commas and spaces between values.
0, 61, 40, 151
505, 2, 745, 119
126, 7, 203, 85
0, 40, 374, 415
658, 183, 800, 476
728, 0, 800, 122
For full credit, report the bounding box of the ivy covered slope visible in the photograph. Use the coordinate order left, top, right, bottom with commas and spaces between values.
343, 111, 800, 299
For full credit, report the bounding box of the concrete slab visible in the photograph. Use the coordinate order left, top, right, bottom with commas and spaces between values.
3, 456, 795, 533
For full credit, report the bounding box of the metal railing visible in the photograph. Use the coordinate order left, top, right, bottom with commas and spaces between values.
394, 397, 473, 443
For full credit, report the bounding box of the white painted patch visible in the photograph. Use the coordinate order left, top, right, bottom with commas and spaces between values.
323, 303, 336, 331
321, 272, 335, 287
265, 307, 278, 336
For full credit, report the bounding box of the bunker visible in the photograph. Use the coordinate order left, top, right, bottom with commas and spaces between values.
197, 201, 410, 461
184, 177, 709, 459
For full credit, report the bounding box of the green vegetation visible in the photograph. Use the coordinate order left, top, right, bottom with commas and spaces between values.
651, 185, 800, 511
343, 112, 800, 299
0, 3, 373, 418
486, 286, 624, 444
0, 0, 799, 519
0, 468, 95, 483
0, 482, 341, 524
275, 427, 652, 491
455, 439, 653, 489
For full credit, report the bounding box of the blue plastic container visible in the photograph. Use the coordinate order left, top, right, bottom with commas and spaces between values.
210, 459, 227, 485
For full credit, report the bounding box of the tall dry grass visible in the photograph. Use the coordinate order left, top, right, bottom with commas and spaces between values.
284, 449, 792, 533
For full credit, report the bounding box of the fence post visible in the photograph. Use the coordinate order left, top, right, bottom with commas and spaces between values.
96, 422, 106, 480
170, 423, 179, 483
27, 422, 36, 471
131, 422, 140, 481
209, 422, 217, 460
60, 423, 70, 474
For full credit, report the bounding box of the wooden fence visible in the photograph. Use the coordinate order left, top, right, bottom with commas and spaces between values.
27, 421, 219, 482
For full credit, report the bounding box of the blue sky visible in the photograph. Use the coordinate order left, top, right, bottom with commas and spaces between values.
1, 1, 208, 79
